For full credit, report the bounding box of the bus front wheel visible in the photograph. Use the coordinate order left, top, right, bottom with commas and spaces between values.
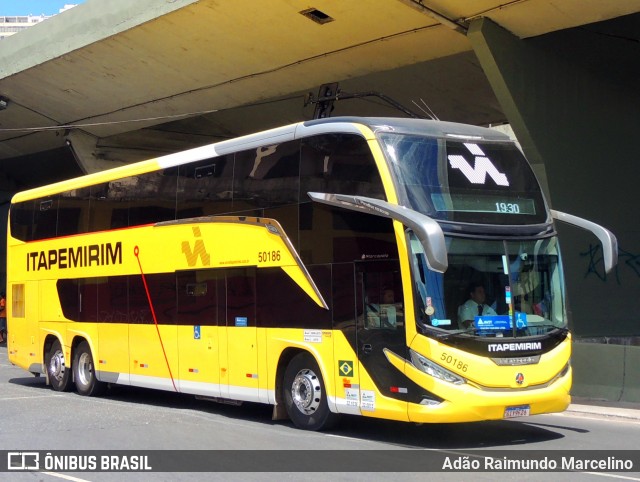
73, 340, 106, 396
46, 339, 72, 392
283, 352, 338, 431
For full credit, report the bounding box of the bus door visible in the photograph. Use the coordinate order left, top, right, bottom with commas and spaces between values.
219, 268, 261, 403
355, 260, 408, 417
175, 270, 221, 397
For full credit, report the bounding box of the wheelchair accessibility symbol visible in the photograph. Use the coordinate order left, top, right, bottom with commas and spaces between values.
194, 325, 201, 340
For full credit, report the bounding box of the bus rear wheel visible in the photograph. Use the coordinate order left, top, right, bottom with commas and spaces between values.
73, 340, 106, 396
46, 339, 72, 392
283, 352, 338, 431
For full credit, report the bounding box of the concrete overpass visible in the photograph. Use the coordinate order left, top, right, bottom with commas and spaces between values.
0, 0, 639, 401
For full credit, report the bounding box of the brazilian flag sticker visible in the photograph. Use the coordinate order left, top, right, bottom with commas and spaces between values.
339, 360, 354, 377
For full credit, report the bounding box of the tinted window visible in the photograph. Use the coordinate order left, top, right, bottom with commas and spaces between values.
33, 197, 58, 240
382, 133, 547, 224
225, 268, 256, 327
57, 279, 79, 321
114, 170, 177, 227
176, 270, 223, 326
9, 199, 34, 241
300, 134, 385, 201
256, 266, 331, 329
58, 187, 90, 236
58, 273, 175, 324
233, 142, 300, 214
144, 272, 177, 324
298, 134, 389, 264
101, 275, 129, 323
177, 155, 234, 218
90, 182, 126, 232
299, 204, 397, 264
331, 263, 356, 336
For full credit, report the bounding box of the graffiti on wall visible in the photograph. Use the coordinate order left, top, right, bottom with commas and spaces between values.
580, 243, 640, 283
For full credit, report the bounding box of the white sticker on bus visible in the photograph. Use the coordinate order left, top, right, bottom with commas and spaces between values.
345, 388, 359, 407
361, 390, 376, 411
304, 330, 322, 343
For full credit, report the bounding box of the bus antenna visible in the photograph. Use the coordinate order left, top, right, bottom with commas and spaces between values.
307, 82, 423, 119
411, 98, 439, 121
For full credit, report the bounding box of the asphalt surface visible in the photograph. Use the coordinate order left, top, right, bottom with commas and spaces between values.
1, 338, 639, 422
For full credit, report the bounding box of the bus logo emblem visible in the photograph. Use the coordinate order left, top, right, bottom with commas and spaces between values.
515, 372, 525, 385
448, 143, 509, 186
181, 226, 211, 266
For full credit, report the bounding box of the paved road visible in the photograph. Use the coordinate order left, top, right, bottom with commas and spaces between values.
1, 343, 639, 481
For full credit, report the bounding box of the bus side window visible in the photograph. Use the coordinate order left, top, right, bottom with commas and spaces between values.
363, 269, 403, 330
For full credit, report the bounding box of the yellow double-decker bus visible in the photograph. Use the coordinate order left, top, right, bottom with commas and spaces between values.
6, 117, 617, 430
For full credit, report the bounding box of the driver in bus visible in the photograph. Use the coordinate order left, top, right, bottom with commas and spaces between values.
458, 282, 497, 329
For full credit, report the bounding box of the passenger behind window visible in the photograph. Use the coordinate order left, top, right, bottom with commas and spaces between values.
366, 288, 403, 329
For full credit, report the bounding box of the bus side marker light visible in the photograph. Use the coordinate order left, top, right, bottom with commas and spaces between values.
390, 386, 408, 394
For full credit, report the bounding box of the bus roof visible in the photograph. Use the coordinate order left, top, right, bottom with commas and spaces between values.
303, 117, 511, 141
11, 117, 512, 203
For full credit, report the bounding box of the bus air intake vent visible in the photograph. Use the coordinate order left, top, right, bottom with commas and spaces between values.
300, 8, 334, 25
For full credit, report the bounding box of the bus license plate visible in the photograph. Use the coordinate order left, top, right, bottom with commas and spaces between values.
504, 405, 530, 418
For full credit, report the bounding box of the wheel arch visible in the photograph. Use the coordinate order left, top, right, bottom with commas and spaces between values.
275, 347, 338, 415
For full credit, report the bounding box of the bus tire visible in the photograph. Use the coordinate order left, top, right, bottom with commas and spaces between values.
46, 338, 73, 392
283, 352, 339, 431
73, 340, 106, 396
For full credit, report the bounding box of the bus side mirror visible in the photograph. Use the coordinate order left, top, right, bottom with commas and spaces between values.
308, 192, 448, 273
551, 210, 618, 273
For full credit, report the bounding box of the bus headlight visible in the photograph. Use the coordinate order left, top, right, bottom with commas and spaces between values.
410, 349, 466, 385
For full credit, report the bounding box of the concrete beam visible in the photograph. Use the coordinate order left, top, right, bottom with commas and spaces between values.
66, 130, 127, 174
467, 18, 550, 195
0, 0, 199, 79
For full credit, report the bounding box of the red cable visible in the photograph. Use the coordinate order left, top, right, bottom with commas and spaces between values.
134, 246, 178, 392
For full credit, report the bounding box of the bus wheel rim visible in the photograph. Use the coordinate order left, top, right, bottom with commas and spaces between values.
77, 352, 92, 386
291, 368, 321, 415
49, 350, 65, 381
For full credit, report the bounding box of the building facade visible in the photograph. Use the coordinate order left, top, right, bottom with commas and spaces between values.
0, 5, 76, 39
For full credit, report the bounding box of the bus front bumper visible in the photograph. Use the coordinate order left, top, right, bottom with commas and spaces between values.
407, 367, 572, 424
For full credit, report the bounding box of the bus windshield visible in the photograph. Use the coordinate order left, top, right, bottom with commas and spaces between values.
409, 233, 567, 338
379, 133, 548, 225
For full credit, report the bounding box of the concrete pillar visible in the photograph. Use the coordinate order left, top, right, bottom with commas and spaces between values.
467, 17, 640, 338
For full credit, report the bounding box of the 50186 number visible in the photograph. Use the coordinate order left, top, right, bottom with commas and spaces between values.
258, 250, 281, 263
440, 352, 468, 372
